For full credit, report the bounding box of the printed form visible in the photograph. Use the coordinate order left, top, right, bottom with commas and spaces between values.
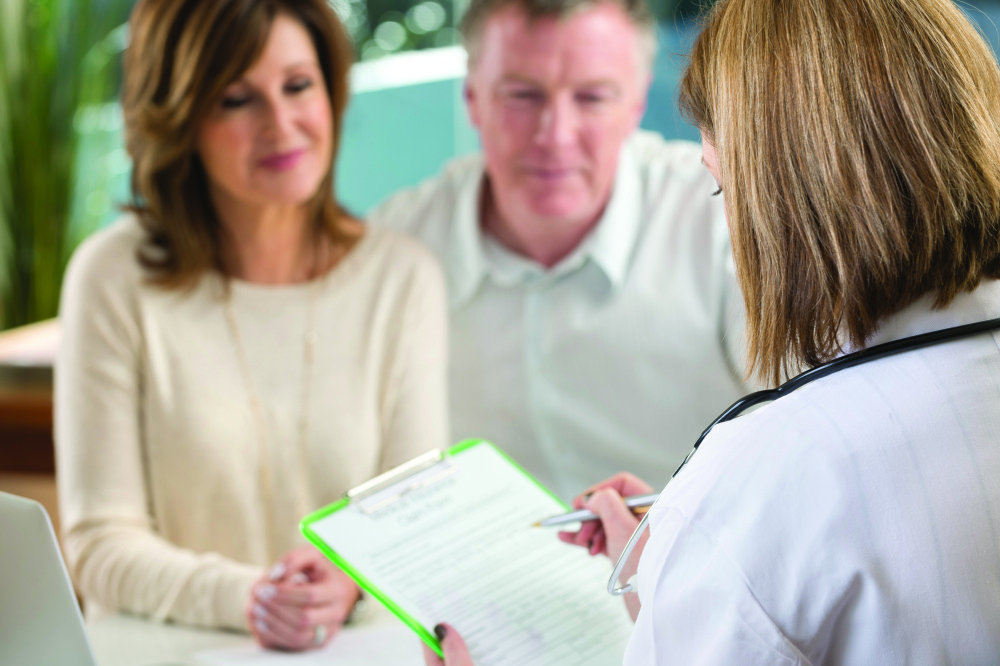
307, 443, 634, 665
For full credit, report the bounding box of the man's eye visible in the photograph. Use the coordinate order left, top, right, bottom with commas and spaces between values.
509, 90, 543, 102
577, 93, 607, 104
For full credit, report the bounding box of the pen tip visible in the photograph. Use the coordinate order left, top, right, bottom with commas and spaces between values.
531, 521, 541, 527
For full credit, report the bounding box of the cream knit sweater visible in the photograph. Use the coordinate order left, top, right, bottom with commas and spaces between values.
55, 216, 448, 631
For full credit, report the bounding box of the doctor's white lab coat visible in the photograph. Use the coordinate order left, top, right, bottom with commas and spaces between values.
626, 280, 1000, 665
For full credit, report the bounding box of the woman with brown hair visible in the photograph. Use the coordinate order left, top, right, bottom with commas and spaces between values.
55, 0, 447, 651
426, 0, 1000, 663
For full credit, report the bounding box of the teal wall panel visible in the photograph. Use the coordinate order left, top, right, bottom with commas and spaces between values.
337, 78, 472, 214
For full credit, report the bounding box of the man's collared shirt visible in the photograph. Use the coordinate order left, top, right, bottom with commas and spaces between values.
370, 131, 751, 499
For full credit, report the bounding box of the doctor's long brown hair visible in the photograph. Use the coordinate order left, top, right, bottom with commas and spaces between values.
123, 0, 358, 287
680, 0, 1000, 386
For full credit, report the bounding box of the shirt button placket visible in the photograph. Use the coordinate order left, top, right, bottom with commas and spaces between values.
524, 277, 561, 497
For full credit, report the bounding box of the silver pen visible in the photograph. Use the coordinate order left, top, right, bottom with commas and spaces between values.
532, 493, 660, 528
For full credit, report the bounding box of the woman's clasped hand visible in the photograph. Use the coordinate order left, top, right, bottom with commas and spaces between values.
247, 546, 360, 651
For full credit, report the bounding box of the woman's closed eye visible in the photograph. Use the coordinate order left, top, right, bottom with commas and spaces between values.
221, 92, 252, 109
218, 77, 314, 110
712, 187, 723, 197
285, 77, 314, 94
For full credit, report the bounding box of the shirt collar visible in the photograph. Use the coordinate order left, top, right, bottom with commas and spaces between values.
849, 279, 1000, 352
583, 138, 642, 290
445, 163, 488, 307
446, 137, 643, 307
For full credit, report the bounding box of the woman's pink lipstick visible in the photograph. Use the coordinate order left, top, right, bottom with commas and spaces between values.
258, 149, 306, 171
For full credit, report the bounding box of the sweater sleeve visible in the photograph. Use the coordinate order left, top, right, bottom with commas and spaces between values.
54, 224, 262, 631
377, 240, 450, 471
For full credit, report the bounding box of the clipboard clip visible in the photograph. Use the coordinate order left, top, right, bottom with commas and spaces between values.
346, 449, 456, 514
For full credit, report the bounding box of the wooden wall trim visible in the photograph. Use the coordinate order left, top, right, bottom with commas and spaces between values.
0, 365, 55, 475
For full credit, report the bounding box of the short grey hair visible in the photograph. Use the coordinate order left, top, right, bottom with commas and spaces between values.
460, 0, 658, 69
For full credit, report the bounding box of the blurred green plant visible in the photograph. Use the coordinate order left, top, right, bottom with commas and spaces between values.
0, 0, 129, 330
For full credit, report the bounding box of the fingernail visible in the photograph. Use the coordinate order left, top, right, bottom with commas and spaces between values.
289, 572, 309, 585
255, 619, 269, 633
268, 563, 286, 581
434, 624, 447, 640
257, 584, 277, 600
252, 603, 267, 618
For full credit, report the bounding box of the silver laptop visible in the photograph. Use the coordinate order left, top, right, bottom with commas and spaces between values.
0, 491, 97, 666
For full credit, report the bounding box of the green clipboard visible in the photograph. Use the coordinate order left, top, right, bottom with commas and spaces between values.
299, 439, 562, 657
300, 439, 633, 663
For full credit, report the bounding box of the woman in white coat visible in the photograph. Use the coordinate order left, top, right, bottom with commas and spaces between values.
425, 0, 1000, 663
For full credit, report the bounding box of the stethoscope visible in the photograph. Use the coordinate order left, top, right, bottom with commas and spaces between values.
608, 315, 1000, 596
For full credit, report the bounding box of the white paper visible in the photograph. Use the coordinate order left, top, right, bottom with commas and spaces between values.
195, 622, 423, 665
308, 443, 634, 666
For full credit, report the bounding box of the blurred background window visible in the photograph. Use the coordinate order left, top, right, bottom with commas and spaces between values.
349, 0, 704, 61
2, 0, 1000, 330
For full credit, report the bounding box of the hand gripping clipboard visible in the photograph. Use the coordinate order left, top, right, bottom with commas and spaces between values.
299, 440, 634, 665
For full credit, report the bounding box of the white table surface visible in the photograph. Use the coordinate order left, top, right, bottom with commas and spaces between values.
87, 606, 425, 666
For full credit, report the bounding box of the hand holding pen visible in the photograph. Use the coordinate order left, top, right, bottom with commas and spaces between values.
534, 492, 659, 528
549, 472, 655, 560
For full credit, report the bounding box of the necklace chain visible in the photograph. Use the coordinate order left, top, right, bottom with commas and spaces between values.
224, 279, 319, 561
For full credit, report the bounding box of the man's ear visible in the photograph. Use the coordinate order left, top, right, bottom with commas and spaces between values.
464, 76, 483, 130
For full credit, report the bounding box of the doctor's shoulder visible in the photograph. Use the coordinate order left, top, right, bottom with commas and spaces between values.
661, 371, 882, 523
